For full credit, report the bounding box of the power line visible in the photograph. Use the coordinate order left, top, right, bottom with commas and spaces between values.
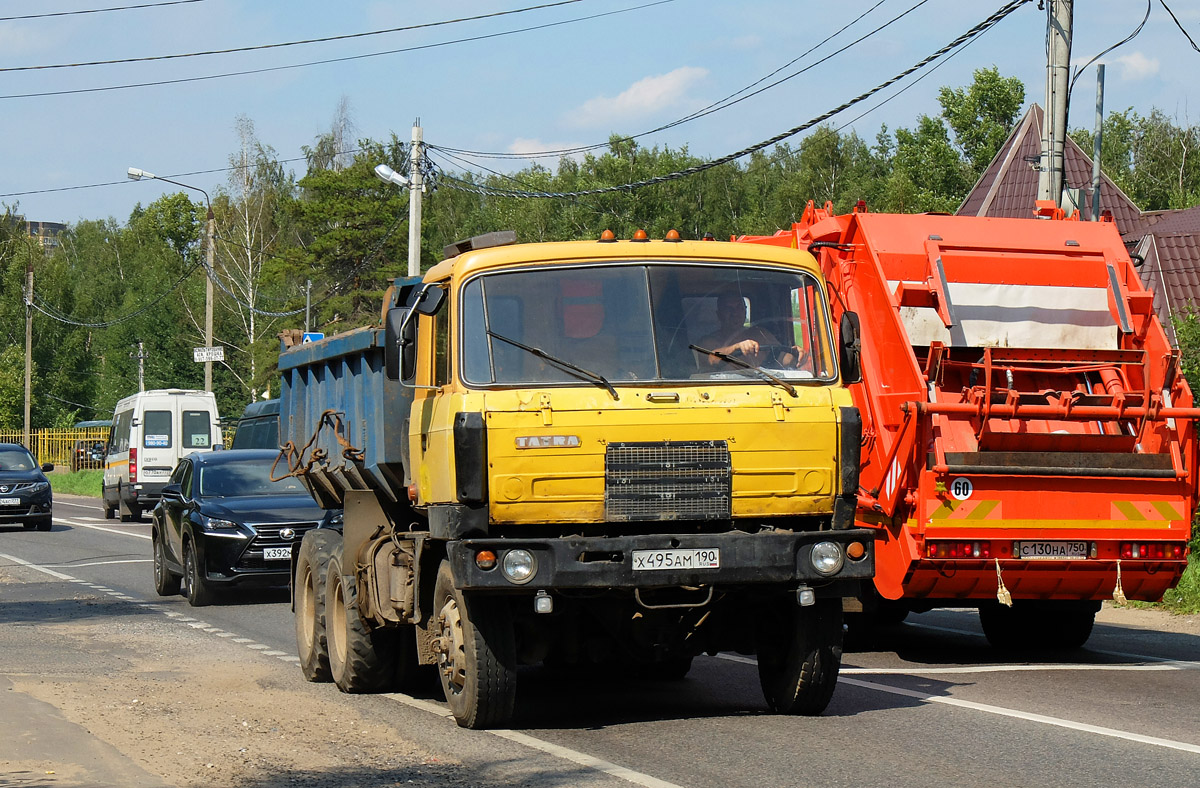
32, 262, 200, 328
432, 0, 926, 161
0, 0, 582, 73
436, 0, 1032, 200
1159, 0, 1200, 53
0, 0, 203, 22
0, 0, 671, 100
1068, 0, 1150, 98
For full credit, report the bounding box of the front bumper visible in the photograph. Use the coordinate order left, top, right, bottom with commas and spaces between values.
0, 491, 52, 524
196, 521, 319, 587
447, 528, 874, 594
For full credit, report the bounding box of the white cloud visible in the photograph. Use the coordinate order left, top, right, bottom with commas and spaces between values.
1112, 52, 1160, 81
565, 67, 709, 128
508, 137, 583, 156
0, 24, 52, 56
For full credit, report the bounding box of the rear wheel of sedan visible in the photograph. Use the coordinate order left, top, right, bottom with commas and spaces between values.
152, 530, 181, 596
294, 529, 338, 682
182, 540, 214, 607
325, 542, 401, 693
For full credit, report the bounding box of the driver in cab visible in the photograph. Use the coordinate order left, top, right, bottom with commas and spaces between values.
698, 291, 804, 369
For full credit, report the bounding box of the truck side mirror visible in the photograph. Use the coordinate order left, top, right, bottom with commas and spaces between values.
839, 311, 862, 384
415, 285, 445, 316
384, 307, 410, 381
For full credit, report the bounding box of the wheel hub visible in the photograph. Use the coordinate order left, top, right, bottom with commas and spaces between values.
434, 597, 466, 691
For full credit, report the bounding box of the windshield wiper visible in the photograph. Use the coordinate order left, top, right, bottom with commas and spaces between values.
487, 330, 619, 400
689, 344, 797, 398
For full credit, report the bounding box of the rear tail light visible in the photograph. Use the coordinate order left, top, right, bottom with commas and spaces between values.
129, 446, 137, 484
926, 540, 991, 559
1120, 542, 1185, 560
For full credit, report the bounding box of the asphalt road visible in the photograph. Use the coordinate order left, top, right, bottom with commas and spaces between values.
2, 494, 1199, 788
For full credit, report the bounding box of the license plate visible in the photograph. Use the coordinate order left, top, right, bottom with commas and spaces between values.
1014, 540, 1089, 560
632, 548, 720, 571
263, 547, 291, 561
0, 497, 19, 506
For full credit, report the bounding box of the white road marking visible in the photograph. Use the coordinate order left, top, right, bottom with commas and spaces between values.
382, 694, 688, 788
842, 662, 1200, 674
716, 653, 1200, 754
37, 559, 151, 568
489, 729, 686, 788
906, 620, 1189, 665
54, 517, 150, 540
54, 500, 104, 511
0, 551, 73, 580
840, 676, 1200, 754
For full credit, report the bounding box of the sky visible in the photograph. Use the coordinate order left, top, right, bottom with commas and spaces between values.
2, 0, 1198, 226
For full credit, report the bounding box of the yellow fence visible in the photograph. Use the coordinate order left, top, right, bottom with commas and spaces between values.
0, 427, 235, 469
0, 428, 111, 471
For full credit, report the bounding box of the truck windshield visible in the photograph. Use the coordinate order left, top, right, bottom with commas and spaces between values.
460, 263, 835, 386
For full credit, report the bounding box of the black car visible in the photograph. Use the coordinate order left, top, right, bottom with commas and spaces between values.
0, 444, 53, 531
150, 449, 326, 606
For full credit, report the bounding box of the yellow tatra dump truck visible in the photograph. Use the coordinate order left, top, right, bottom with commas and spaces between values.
279, 229, 874, 728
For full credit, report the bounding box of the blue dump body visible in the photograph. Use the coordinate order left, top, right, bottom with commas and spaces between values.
278, 324, 413, 506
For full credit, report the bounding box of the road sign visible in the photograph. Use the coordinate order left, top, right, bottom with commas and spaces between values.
193, 346, 225, 363
302, 332, 324, 343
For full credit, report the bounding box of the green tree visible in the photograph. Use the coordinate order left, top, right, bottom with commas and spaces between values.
938, 66, 1025, 175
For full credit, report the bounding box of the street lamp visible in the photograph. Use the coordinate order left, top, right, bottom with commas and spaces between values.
127, 167, 216, 393
373, 120, 424, 278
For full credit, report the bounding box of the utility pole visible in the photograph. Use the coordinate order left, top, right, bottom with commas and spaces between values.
204, 205, 215, 393
131, 342, 148, 392
1038, 0, 1073, 205
1091, 64, 1105, 221
23, 261, 32, 448
407, 119, 424, 278
305, 279, 312, 333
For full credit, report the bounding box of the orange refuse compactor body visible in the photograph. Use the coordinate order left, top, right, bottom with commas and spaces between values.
738, 202, 1197, 624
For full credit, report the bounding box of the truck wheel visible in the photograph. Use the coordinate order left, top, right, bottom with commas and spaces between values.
294, 530, 338, 682
182, 541, 214, 607
326, 543, 401, 693
432, 560, 516, 729
152, 531, 181, 596
756, 596, 843, 715
980, 601, 1097, 650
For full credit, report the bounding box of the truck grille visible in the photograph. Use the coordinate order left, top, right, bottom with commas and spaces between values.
605, 441, 732, 521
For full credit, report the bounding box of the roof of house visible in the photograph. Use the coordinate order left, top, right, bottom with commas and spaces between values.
958, 103, 1200, 345
958, 104, 1143, 229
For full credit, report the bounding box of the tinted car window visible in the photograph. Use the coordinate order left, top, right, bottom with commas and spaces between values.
183, 411, 212, 449
199, 459, 305, 497
0, 448, 36, 471
143, 410, 172, 448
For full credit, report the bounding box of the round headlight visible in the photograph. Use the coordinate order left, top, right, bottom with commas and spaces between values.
810, 541, 844, 576
501, 549, 537, 584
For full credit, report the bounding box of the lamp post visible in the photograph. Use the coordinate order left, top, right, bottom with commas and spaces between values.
374, 120, 424, 278
127, 167, 216, 392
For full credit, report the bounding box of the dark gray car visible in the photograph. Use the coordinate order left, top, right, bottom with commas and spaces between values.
0, 444, 53, 531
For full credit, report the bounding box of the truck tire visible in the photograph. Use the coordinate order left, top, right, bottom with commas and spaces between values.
979, 600, 1097, 651
182, 540, 214, 607
326, 543, 401, 693
756, 596, 843, 715
294, 529, 338, 682
152, 531, 181, 596
432, 560, 517, 729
